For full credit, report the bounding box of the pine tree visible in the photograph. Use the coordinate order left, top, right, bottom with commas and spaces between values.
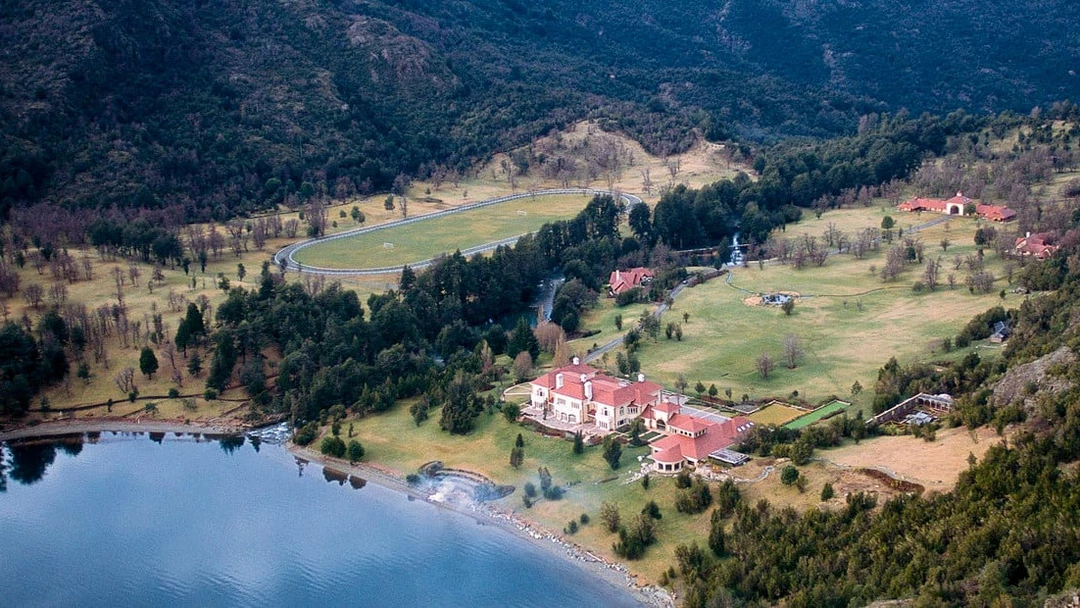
602, 435, 622, 469
139, 346, 159, 380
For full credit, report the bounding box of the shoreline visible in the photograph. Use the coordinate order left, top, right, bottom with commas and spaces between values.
287, 444, 674, 608
1, 419, 673, 607
0, 418, 250, 442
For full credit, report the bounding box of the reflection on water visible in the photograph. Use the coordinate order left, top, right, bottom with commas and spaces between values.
0, 434, 642, 607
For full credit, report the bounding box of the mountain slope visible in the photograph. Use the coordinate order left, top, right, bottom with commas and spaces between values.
1, 0, 1077, 218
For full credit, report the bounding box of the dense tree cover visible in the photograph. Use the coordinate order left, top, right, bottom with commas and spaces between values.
647, 112, 981, 247
0, 322, 68, 416
4, 0, 1079, 219
194, 196, 642, 427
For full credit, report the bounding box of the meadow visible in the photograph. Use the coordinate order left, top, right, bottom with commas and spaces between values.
583, 205, 1020, 414
292, 193, 596, 270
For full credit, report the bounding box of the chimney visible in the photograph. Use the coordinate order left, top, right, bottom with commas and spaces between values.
616, 270, 621, 282
572, 356, 580, 366
637, 373, 645, 383
556, 373, 564, 389
1026, 231, 1031, 239
584, 381, 593, 401
580, 374, 588, 383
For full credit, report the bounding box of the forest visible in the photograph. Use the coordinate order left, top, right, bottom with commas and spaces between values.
3, 0, 1080, 221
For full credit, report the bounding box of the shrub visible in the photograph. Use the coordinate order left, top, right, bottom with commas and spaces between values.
543, 485, 565, 500
781, 465, 800, 485
675, 470, 692, 488
579, 513, 590, 525
204, 388, 218, 401
502, 402, 521, 423
642, 500, 662, 520
320, 435, 347, 458
675, 480, 713, 514
168, 388, 180, 399
524, 482, 537, 498
406, 473, 421, 484
293, 422, 319, 446
564, 520, 579, 534
821, 482, 835, 501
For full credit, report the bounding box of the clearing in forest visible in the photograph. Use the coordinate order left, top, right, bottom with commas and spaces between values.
292, 193, 594, 270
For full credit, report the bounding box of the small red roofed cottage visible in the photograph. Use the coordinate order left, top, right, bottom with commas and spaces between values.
608, 267, 653, 297
1014, 232, 1059, 260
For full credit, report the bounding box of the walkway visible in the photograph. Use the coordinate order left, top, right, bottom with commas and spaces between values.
273, 189, 643, 276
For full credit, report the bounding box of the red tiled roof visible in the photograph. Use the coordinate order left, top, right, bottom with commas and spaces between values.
1015, 232, 1059, 258
649, 416, 755, 463
553, 383, 585, 400
652, 402, 679, 414
899, 197, 948, 212
650, 436, 684, 463
976, 204, 1017, 222
609, 267, 654, 295
667, 414, 712, 435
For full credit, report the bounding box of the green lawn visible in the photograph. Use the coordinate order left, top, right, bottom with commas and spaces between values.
341, 401, 720, 581
569, 298, 652, 358
785, 399, 850, 430
629, 210, 1019, 412
293, 193, 596, 269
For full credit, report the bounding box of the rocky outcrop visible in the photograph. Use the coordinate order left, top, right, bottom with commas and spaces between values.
991, 346, 1076, 412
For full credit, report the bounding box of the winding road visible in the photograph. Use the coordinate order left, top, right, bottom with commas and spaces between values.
272, 189, 642, 276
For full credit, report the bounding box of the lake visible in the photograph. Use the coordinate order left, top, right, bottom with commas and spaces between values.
0, 432, 642, 607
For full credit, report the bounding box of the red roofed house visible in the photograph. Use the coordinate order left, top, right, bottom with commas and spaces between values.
529, 359, 756, 470
608, 267, 654, 297
644, 404, 755, 472
529, 359, 664, 431
1014, 232, 1059, 260
898, 192, 1015, 222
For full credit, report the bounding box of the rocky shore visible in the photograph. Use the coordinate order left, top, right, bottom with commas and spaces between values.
288, 444, 675, 608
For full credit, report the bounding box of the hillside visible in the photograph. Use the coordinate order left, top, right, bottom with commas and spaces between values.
2, 0, 1078, 219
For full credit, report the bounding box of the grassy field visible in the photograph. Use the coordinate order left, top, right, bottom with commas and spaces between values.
626, 206, 1019, 413
293, 193, 596, 270
747, 402, 805, 426
569, 298, 652, 359
785, 399, 850, 430
340, 401, 717, 581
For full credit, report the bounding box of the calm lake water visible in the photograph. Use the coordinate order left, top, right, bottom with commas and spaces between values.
0, 433, 641, 607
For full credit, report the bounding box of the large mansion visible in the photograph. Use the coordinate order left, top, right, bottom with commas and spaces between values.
897, 192, 1016, 222
528, 360, 755, 471
530, 359, 664, 431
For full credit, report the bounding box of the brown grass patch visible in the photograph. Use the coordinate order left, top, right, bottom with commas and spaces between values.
821, 426, 1003, 492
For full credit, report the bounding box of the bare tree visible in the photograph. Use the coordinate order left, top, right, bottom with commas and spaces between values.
127, 262, 140, 287
924, 254, 941, 287
114, 367, 136, 393
533, 322, 567, 353
782, 335, 803, 369
640, 168, 653, 195
23, 283, 44, 309
47, 282, 68, 307
81, 255, 94, 281
757, 352, 775, 380
283, 218, 300, 239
